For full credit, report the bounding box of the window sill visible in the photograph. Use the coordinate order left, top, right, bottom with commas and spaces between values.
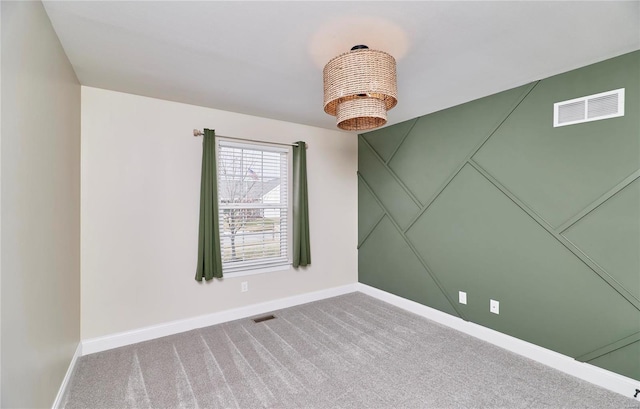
223, 263, 291, 278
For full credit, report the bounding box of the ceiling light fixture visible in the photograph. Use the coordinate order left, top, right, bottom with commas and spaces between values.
323, 45, 398, 131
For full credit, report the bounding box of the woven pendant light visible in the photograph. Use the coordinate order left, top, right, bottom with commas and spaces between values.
323, 45, 398, 131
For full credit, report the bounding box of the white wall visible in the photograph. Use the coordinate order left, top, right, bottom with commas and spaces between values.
0, 3, 3, 405
0, 3, 3, 404
81, 87, 358, 340
1, 2, 81, 407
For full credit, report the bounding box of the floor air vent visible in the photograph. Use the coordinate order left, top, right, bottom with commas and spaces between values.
253, 314, 276, 323
553, 88, 624, 127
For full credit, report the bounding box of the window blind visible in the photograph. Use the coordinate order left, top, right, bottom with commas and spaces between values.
217, 141, 290, 273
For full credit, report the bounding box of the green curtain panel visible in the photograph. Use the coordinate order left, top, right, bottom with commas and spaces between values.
292, 141, 311, 267
195, 129, 223, 281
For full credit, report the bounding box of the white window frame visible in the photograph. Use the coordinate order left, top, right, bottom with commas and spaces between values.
217, 138, 293, 275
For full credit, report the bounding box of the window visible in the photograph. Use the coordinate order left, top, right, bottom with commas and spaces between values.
217, 140, 291, 274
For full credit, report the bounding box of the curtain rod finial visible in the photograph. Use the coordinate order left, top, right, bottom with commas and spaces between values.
193, 129, 203, 137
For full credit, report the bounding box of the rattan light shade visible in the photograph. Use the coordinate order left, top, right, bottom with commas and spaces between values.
323, 46, 397, 131
336, 97, 387, 130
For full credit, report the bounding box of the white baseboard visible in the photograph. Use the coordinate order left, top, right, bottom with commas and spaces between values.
52, 342, 82, 409
78, 281, 639, 401
356, 283, 640, 401
82, 283, 358, 355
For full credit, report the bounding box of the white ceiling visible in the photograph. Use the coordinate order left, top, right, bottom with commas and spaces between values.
43, 1, 640, 131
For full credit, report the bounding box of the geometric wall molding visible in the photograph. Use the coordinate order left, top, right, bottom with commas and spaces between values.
387, 83, 536, 206
362, 117, 418, 163
563, 178, 640, 302
358, 178, 385, 247
359, 50, 640, 381
357, 172, 463, 319
577, 331, 640, 363
473, 51, 640, 228
400, 82, 538, 234
405, 163, 639, 359
358, 283, 640, 401
587, 341, 640, 383
359, 82, 539, 241
557, 169, 640, 234
358, 214, 459, 317
358, 140, 420, 230
469, 159, 640, 312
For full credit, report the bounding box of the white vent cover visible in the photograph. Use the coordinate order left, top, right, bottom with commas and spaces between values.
554, 88, 625, 127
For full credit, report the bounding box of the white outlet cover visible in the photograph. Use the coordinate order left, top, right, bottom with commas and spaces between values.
459, 291, 467, 304
241, 281, 248, 292
490, 299, 499, 314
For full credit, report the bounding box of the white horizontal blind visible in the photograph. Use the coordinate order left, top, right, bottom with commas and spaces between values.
217, 141, 290, 273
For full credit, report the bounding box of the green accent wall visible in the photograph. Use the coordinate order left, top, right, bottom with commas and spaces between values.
358, 51, 640, 381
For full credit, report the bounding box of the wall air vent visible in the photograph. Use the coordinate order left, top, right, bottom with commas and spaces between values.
553, 88, 625, 127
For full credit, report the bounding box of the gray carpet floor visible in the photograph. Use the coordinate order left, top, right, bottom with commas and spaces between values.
62, 293, 639, 408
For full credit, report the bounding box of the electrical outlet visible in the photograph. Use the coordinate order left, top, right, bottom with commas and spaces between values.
490, 299, 499, 314
241, 281, 248, 292
459, 291, 467, 305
